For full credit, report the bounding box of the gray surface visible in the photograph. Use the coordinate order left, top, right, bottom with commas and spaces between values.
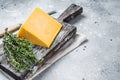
0, 0, 120, 80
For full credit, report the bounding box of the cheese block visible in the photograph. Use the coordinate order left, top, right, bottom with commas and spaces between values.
17, 7, 62, 48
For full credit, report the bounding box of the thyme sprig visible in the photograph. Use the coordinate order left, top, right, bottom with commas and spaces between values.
3, 29, 37, 72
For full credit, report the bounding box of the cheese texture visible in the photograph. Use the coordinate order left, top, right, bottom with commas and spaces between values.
17, 7, 62, 48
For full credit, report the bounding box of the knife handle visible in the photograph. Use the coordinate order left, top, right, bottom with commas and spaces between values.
0, 11, 56, 38
0, 24, 21, 38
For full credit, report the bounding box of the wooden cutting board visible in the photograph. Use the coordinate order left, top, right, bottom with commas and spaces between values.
0, 4, 83, 80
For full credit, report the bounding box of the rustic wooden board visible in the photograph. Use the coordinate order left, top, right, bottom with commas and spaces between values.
29, 33, 87, 80
0, 22, 76, 80
0, 4, 83, 80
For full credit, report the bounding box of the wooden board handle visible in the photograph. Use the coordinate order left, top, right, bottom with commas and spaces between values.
0, 3, 83, 38
58, 4, 83, 22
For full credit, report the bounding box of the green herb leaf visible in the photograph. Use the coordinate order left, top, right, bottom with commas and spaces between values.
3, 31, 37, 72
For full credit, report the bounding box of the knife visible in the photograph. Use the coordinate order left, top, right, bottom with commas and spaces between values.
0, 11, 56, 38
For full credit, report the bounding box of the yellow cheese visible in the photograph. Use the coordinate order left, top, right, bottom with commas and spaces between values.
17, 7, 62, 48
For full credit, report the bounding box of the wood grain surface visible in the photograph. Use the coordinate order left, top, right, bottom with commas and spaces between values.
0, 4, 83, 80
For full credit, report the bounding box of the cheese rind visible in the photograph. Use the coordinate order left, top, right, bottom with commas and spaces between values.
17, 7, 62, 48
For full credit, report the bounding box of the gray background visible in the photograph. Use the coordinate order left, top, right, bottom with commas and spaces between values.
0, 0, 120, 80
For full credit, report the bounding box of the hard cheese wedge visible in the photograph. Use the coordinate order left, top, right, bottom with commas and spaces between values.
17, 7, 62, 48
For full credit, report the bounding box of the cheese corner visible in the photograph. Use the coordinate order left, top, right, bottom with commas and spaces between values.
17, 7, 62, 48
